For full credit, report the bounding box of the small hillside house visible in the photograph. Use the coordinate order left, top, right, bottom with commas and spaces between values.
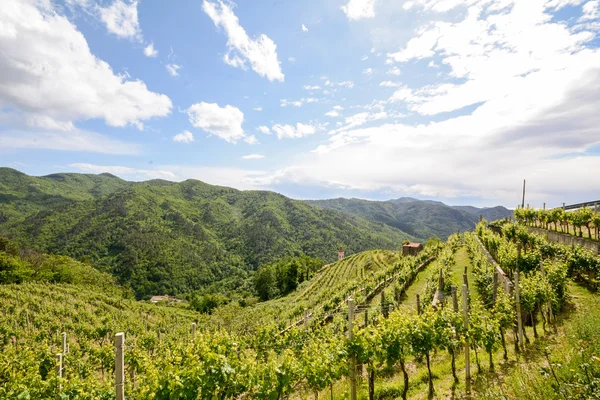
402, 242, 423, 256
338, 247, 345, 260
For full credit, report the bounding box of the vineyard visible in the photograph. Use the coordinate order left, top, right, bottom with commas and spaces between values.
1, 222, 600, 399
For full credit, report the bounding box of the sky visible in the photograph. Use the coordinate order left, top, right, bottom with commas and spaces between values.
1, 0, 600, 208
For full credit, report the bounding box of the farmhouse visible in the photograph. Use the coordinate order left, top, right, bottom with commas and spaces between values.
402, 242, 423, 256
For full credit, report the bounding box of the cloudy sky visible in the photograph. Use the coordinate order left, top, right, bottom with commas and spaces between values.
1, 0, 599, 207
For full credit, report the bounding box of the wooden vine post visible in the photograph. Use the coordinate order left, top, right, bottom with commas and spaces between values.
192, 322, 197, 342
56, 353, 63, 391
492, 271, 498, 306
462, 284, 471, 394
416, 294, 421, 315
514, 270, 524, 350
451, 286, 458, 312
62, 332, 67, 354
540, 261, 555, 330
348, 298, 357, 400
115, 332, 125, 400
304, 308, 309, 328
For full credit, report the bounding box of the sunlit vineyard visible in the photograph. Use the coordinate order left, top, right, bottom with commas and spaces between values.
1, 222, 600, 399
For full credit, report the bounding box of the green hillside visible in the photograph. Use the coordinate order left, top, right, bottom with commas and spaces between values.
0, 168, 414, 298
306, 197, 487, 240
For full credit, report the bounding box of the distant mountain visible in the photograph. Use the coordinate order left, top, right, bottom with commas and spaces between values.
452, 205, 513, 222
306, 197, 512, 241
0, 168, 414, 298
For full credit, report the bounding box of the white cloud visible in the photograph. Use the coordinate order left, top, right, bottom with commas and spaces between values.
341, 0, 378, 20
202, 0, 284, 82
272, 123, 321, 139
0, 129, 141, 155
333, 105, 345, 111
304, 85, 322, 90
144, 42, 158, 57
363, 68, 374, 75
253, 107, 263, 111
362, 55, 369, 61
325, 110, 341, 117
0, 0, 171, 130
166, 64, 182, 76
387, 66, 401, 75
99, 0, 141, 41
242, 154, 264, 159
187, 102, 245, 143
69, 163, 176, 180
280, 98, 319, 107
257, 0, 600, 205
302, 24, 309, 32
380, 81, 402, 87
244, 135, 259, 144
173, 130, 194, 143
288, 57, 296, 62
257, 126, 271, 135
581, 0, 599, 20
325, 80, 355, 88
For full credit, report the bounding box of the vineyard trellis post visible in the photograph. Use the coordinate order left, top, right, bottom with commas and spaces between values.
62, 332, 67, 354
348, 298, 357, 400
416, 295, 421, 315
304, 308, 309, 328
514, 270, 524, 350
56, 353, 62, 391
539, 261, 555, 330
364, 309, 368, 328
492, 271, 498, 306
192, 322, 197, 342
462, 284, 471, 394
115, 332, 125, 400
451, 286, 458, 312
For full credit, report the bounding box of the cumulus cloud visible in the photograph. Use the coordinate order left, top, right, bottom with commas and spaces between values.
304, 85, 322, 90
363, 68, 374, 75
341, 0, 378, 20
244, 135, 259, 144
258, 0, 600, 205
187, 102, 245, 143
302, 24, 309, 32
0, 0, 171, 131
272, 123, 321, 139
387, 66, 401, 75
202, 0, 284, 82
144, 42, 158, 57
166, 64, 182, 76
253, 107, 263, 111
257, 126, 271, 135
99, 0, 142, 41
325, 110, 341, 117
242, 154, 264, 159
173, 130, 194, 143
380, 81, 402, 87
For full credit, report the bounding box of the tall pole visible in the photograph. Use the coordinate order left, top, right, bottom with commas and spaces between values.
348, 299, 357, 400
115, 332, 125, 400
462, 284, 471, 394
522, 179, 526, 209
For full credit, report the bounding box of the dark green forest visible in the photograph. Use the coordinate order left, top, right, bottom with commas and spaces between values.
0, 168, 414, 299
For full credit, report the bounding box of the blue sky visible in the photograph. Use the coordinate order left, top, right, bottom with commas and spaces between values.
1, 0, 600, 208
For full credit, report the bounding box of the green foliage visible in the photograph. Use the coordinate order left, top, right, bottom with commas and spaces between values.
253, 255, 322, 301
0, 168, 412, 298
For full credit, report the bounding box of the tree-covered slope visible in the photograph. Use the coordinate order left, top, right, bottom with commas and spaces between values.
306, 197, 510, 240
0, 169, 414, 298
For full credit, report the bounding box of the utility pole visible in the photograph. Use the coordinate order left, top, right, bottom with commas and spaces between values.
521, 179, 526, 209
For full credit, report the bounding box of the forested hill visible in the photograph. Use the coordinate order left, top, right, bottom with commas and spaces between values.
0, 168, 414, 298
306, 197, 512, 240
